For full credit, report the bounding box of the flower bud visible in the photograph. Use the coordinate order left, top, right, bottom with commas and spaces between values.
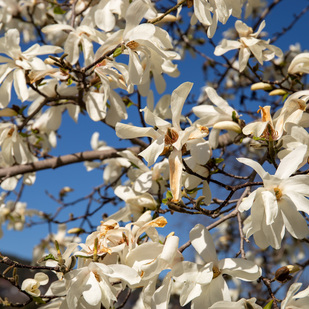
275, 265, 300, 282
268, 89, 288, 96
213, 121, 242, 133
251, 82, 273, 91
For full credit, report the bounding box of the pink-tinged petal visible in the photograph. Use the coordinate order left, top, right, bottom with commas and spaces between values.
169, 149, 183, 202
219, 258, 261, 281
115, 122, 159, 140
139, 135, 165, 166
236, 157, 267, 180
190, 224, 218, 264
192, 276, 230, 309
261, 190, 278, 225
171, 82, 193, 130
280, 197, 309, 239
276, 145, 307, 178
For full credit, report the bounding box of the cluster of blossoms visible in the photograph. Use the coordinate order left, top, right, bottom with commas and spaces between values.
0, 0, 308, 308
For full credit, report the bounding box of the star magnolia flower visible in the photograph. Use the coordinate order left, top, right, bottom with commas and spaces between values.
193, 86, 241, 149
209, 297, 262, 309
192, 0, 242, 38
116, 82, 209, 202
281, 283, 309, 309
94, 0, 179, 87
214, 20, 283, 72
237, 145, 309, 249
50, 261, 140, 309
288, 52, 309, 75
0, 28, 62, 107
21, 272, 49, 297
170, 224, 261, 308
278, 124, 309, 168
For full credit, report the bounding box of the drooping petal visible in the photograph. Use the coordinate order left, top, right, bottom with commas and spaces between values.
280, 197, 309, 239
275, 145, 307, 179
219, 258, 261, 281
236, 157, 267, 180
190, 223, 218, 264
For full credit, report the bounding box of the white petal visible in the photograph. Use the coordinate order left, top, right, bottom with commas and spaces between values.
171, 82, 193, 130
169, 149, 183, 202
275, 145, 307, 178
219, 258, 261, 281
190, 224, 218, 263
236, 157, 267, 180
261, 190, 278, 225
115, 122, 159, 140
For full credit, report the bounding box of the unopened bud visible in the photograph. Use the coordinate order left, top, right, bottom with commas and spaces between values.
213, 121, 242, 133
251, 82, 273, 91
268, 89, 288, 96
67, 227, 85, 234
275, 265, 300, 282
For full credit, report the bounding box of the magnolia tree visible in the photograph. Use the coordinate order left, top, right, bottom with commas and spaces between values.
0, 0, 309, 308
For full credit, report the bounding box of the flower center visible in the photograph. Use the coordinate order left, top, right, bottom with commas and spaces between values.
164, 128, 179, 145
273, 187, 282, 200
212, 265, 221, 279
126, 40, 140, 50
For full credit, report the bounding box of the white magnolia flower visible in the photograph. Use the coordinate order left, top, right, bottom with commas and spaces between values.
238, 145, 309, 249
192, 0, 242, 38
21, 272, 49, 297
278, 124, 309, 168
243, 90, 309, 141
171, 224, 261, 308
209, 297, 262, 309
50, 261, 140, 309
288, 52, 309, 75
0, 28, 62, 107
214, 20, 283, 72
108, 185, 157, 221
281, 283, 309, 309
193, 86, 241, 149
42, 23, 106, 66
94, 0, 179, 87
116, 82, 209, 202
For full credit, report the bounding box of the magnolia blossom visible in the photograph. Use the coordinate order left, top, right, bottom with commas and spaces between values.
209, 297, 262, 309
21, 272, 49, 297
192, 0, 242, 38
288, 52, 309, 75
42, 23, 106, 66
0, 28, 62, 107
116, 82, 209, 202
281, 283, 309, 309
238, 145, 309, 249
243, 90, 309, 141
193, 86, 241, 149
214, 20, 283, 72
49, 261, 140, 309
94, 0, 179, 87
170, 224, 261, 308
